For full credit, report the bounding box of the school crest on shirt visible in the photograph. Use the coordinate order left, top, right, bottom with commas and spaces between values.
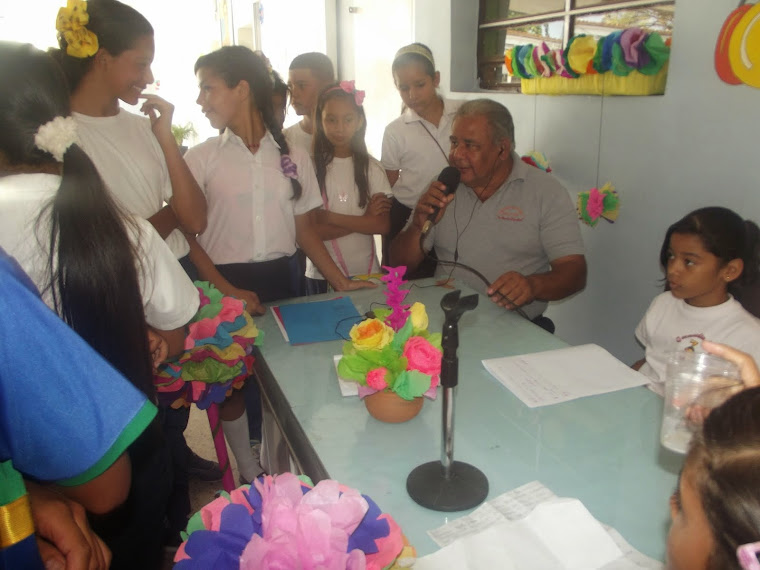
675, 333, 705, 352
497, 206, 524, 221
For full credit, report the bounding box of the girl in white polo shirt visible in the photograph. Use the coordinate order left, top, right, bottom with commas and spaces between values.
305, 81, 392, 294
186, 46, 374, 302
381, 43, 462, 276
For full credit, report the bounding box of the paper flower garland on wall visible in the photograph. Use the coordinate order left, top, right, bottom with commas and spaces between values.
338, 267, 442, 401
577, 183, 620, 227
506, 28, 671, 96
715, 1, 760, 88
173, 473, 416, 569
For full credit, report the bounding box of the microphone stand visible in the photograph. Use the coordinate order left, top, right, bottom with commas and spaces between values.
406, 290, 489, 511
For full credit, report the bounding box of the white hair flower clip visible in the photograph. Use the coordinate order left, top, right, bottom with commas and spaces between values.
34, 116, 79, 162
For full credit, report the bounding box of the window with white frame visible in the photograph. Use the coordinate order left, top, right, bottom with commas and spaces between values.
478, 0, 675, 91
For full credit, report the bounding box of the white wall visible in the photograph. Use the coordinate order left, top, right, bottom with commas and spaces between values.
413, 0, 760, 363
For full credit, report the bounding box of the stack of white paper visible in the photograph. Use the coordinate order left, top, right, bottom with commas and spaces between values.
482, 344, 649, 408
417, 482, 662, 570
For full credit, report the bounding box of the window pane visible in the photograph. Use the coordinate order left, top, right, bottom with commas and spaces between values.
481, 0, 566, 23
574, 5, 674, 40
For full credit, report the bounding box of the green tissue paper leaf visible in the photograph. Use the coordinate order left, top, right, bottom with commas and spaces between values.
393, 369, 431, 400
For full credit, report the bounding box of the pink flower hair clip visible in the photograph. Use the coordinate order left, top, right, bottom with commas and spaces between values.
280, 154, 298, 180
738, 542, 760, 570
338, 80, 365, 107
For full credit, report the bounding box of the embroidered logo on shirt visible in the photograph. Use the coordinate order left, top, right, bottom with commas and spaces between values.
675, 333, 705, 352
497, 206, 524, 221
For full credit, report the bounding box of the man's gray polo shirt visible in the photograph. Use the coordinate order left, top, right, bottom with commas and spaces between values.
422, 152, 584, 319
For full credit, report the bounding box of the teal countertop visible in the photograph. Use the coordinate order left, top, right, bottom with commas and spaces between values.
255, 280, 682, 560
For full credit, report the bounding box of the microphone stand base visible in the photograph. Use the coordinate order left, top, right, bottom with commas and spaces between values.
406, 460, 488, 512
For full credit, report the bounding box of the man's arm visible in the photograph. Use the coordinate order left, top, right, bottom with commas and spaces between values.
487, 254, 587, 309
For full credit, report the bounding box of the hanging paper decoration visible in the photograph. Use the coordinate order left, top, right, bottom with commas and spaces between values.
520, 151, 552, 172
715, 1, 760, 88
577, 183, 620, 227
506, 28, 671, 96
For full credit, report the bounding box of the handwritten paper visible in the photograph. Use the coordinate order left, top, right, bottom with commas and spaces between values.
422, 481, 662, 570
482, 344, 648, 408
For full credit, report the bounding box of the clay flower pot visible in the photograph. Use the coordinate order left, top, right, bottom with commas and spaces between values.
364, 390, 423, 423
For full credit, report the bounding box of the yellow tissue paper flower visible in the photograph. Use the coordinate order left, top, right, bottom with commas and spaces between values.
56, 0, 90, 33
349, 318, 394, 351
409, 302, 428, 332
64, 27, 99, 58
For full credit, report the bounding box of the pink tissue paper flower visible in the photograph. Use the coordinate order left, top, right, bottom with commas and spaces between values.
587, 187, 604, 220
366, 368, 389, 390
403, 337, 442, 377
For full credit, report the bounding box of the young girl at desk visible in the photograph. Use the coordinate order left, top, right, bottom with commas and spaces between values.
634, 207, 760, 394
185, 45, 374, 302
306, 81, 392, 294
381, 43, 461, 275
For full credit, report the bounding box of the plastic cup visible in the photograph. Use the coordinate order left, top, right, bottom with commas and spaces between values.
660, 351, 742, 453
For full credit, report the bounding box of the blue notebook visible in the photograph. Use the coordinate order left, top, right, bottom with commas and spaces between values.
276, 297, 362, 345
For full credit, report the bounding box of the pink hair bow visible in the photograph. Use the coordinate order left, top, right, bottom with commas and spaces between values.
339, 80, 365, 106
738, 542, 760, 570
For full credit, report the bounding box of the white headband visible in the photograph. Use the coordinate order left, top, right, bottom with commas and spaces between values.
34, 116, 79, 162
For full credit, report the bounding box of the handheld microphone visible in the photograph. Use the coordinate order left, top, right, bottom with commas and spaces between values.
421, 166, 461, 235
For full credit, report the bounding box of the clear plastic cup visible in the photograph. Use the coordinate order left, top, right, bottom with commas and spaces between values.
660, 351, 742, 453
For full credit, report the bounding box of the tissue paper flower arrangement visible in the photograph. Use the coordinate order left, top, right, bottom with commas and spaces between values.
173, 472, 416, 569
337, 267, 442, 401
154, 281, 260, 409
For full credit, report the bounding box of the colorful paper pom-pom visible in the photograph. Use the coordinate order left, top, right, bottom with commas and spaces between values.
521, 151, 552, 173
174, 473, 414, 570
577, 183, 620, 227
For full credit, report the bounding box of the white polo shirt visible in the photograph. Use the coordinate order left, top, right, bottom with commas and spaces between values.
283, 122, 313, 155
0, 173, 199, 331
381, 98, 462, 209
305, 156, 392, 279
184, 130, 322, 265
73, 110, 189, 259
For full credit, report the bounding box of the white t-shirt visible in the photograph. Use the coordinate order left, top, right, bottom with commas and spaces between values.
635, 291, 760, 392
73, 110, 189, 259
305, 156, 392, 280
0, 173, 198, 330
381, 98, 462, 209
283, 122, 313, 155
184, 129, 322, 264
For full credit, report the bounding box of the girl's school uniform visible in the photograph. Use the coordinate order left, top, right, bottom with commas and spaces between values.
184, 129, 322, 302
73, 110, 189, 259
635, 291, 760, 394
0, 173, 199, 330
381, 98, 462, 209
305, 156, 392, 282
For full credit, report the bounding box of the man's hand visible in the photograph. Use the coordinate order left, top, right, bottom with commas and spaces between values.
411, 181, 456, 231
488, 271, 534, 309
27, 482, 111, 570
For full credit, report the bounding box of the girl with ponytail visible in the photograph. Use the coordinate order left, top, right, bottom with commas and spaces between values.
0, 41, 198, 569
185, 45, 375, 302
